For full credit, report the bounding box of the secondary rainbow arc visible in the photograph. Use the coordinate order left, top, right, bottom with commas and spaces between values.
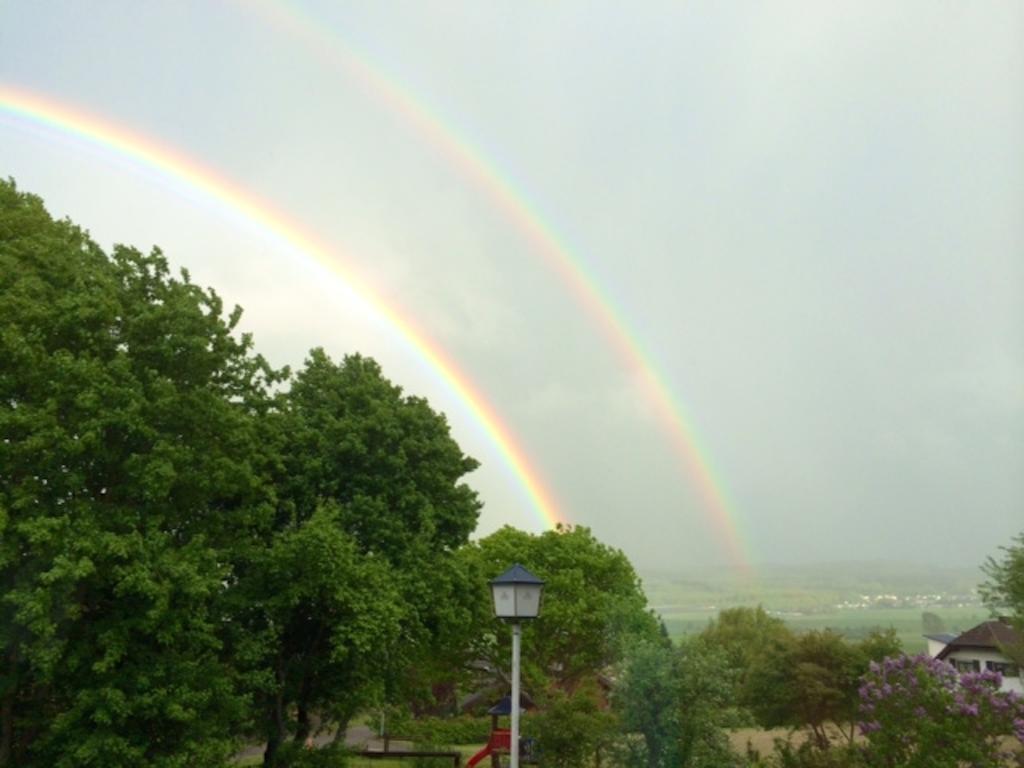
0, 83, 565, 531
251, 0, 752, 570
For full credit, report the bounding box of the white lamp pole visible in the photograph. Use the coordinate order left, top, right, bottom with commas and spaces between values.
511, 622, 522, 768
490, 564, 544, 768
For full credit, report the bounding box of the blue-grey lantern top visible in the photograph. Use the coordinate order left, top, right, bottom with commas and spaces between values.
490, 564, 545, 620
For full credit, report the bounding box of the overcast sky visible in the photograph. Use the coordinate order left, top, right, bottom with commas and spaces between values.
2, 1, 1021, 571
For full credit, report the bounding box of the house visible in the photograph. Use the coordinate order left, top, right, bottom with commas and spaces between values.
926, 618, 1022, 695
924, 632, 957, 659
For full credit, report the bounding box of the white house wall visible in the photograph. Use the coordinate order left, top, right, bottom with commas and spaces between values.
944, 648, 1023, 694
926, 638, 949, 658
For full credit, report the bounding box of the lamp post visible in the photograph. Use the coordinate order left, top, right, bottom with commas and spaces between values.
490, 564, 544, 768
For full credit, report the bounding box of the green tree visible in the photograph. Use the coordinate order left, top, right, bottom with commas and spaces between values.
237, 350, 483, 765
920, 612, 945, 635
531, 681, 618, 768
614, 638, 741, 768
674, 639, 742, 768
613, 641, 680, 768
230, 504, 405, 765
0, 179, 278, 766
464, 525, 660, 694
698, 605, 791, 709
745, 629, 901, 750
980, 532, 1024, 664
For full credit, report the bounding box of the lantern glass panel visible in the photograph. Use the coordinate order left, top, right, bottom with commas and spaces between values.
492, 585, 517, 618
514, 584, 541, 618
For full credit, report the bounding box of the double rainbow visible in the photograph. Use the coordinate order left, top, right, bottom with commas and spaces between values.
2, 27, 754, 567
246, 1, 753, 570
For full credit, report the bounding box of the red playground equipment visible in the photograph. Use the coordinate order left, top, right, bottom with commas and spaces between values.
466, 694, 535, 767
466, 728, 511, 768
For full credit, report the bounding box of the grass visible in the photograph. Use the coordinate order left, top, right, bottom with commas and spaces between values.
660, 605, 988, 652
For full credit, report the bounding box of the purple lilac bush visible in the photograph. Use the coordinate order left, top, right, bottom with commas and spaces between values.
858, 654, 1024, 767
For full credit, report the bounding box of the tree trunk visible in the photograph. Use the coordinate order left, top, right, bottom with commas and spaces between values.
293, 675, 311, 745
262, 730, 279, 768
0, 690, 12, 766
810, 723, 829, 751
0, 649, 17, 766
263, 657, 288, 767
263, 696, 285, 768
330, 713, 353, 746
293, 622, 326, 746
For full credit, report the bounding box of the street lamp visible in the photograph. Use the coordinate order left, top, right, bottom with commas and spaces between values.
490, 564, 544, 768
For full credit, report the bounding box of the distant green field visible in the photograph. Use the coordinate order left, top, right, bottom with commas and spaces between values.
660, 605, 988, 653
639, 561, 990, 653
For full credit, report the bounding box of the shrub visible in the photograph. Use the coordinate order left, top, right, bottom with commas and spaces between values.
858, 654, 1024, 767
401, 715, 492, 745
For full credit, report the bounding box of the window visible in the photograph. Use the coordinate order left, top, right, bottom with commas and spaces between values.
953, 659, 980, 673
985, 661, 1020, 677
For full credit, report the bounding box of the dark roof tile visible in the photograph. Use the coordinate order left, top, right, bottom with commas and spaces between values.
936, 619, 1022, 660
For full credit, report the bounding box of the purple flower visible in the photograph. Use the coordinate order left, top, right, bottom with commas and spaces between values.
858, 720, 881, 735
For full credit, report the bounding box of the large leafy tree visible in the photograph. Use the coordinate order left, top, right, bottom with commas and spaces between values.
613, 641, 680, 768
674, 639, 742, 768
0, 179, 279, 766
464, 525, 660, 696
236, 350, 483, 765
697, 605, 791, 709
1, 181, 488, 767
530, 680, 618, 768
613, 638, 741, 768
745, 628, 901, 750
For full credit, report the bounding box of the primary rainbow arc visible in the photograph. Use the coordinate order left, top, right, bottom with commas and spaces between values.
0, 83, 564, 532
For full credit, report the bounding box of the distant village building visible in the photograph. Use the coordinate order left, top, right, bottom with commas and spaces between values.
926, 618, 1022, 695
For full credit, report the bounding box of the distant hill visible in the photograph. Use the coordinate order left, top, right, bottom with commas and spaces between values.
639, 561, 988, 652
639, 561, 983, 614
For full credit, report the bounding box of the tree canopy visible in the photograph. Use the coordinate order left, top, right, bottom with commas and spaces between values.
238, 350, 482, 765
1, 178, 278, 766
462, 525, 660, 697
745, 628, 901, 750
0, 179, 483, 767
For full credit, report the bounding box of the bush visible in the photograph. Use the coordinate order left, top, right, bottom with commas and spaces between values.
859, 654, 1024, 767
531, 685, 619, 768
401, 715, 492, 745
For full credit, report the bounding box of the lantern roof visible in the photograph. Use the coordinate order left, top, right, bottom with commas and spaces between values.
489, 563, 544, 586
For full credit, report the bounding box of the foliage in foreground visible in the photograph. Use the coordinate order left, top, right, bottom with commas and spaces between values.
700, 606, 901, 750
531, 682, 618, 768
1, 178, 277, 766
858, 654, 1024, 768
0, 179, 483, 767
235, 350, 482, 766
611, 637, 742, 768
460, 524, 661, 699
